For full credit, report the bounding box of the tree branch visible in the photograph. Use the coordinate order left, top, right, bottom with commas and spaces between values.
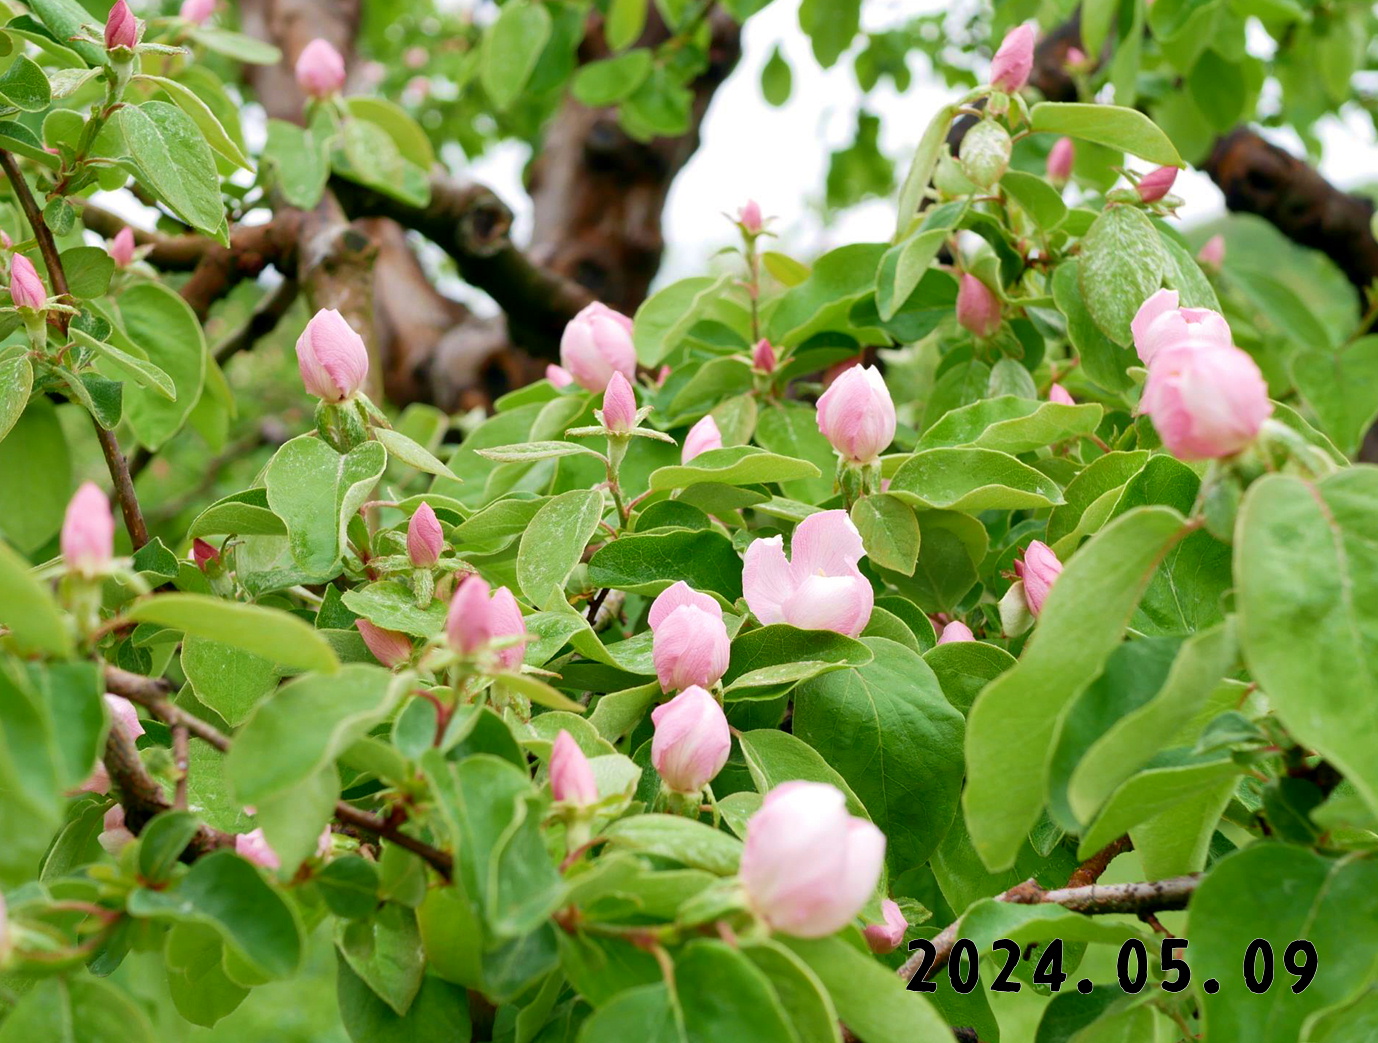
1065, 834, 1132, 889
896, 874, 1201, 987
102, 665, 454, 879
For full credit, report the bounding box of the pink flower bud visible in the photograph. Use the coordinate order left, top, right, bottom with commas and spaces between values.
559, 302, 637, 393
106, 693, 145, 740
62, 482, 115, 577
990, 23, 1035, 93
406, 502, 443, 568
1015, 540, 1062, 617
99, 804, 135, 855
235, 828, 281, 870
937, 620, 975, 644
108, 227, 137, 268
546, 363, 574, 389
739, 781, 886, 938
1048, 383, 1075, 405
179, 0, 216, 23
295, 38, 346, 100
1130, 289, 1233, 367
1198, 234, 1225, 269
355, 619, 412, 669
104, 0, 138, 50
1047, 137, 1075, 183
743, 510, 873, 637
816, 364, 896, 465
650, 582, 730, 693
752, 338, 777, 373
295, 308, 369, 402
192, 537, 219, 570
0, 230, 12, 250
550, 730, 598, 807
738, 200, 763, 233
9, 253, 45, 310
1066, 46, 1087, 67
1137, 166, 1178, 203
863, 899, 908, 954
956, 274, 1001, 338
445, 576, 527, 670
601, 371, 637, 433
1139, 342, 1272, 461
651, 685, 731, 794
681, 415, 723, 464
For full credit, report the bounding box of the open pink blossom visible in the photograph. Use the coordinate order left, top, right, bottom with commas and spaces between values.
550, 730, 598, 806
816, 364, 896, 465
62, 482, 115, 577
990, 23, 1035, 92
743, 510, 873, 637
863, 899, 909, 954
1140, 340, 1272, 460
1130, 289, 1233, 366
739, 781, 886, 938
649, 582, 730, 693
559, 302, 637, 392
296, 308, 369, 402
651, 685, 731, 794
682, 415, 723, 463
75, 695, 146, 794
295, 38, 346, 99
1015, 540, 1062, 617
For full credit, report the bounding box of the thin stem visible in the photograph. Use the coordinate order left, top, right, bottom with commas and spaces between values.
95, 424, 150, 549
172, 724, 189, 810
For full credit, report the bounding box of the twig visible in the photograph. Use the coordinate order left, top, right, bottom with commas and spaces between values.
895, 874, 1202, 987
94, 425, 150, 550
172, 725, 189, 810
1065, 834, 1132, 889
102, 665, 454, 879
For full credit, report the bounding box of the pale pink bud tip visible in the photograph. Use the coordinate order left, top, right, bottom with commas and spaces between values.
937, 620, 975, 644
559, 301, 637, 393
816, 364, 896, 465
406, 502, 444, 568
295, 38, 347, 99
651, 685, 731, 794
9, 253, 46, 310
1016, 540, 1062, 617
864, 899, 909, 954
1130, 288, 1234, 366
295, 308, 369, 402
546, 364, 574, 389
752, 338, 777, 373
1198, 235, 1226, 269
740, 781, 886, 938
104, 0, 138, 50
991, 23, 1036, 93
743, 510, 874, 637
550, 730, 598, 807
99, 805, 135, 855
1048, 383, 1075, 406
601, 371, 638, 433
105, 694, 145, 740
738, 200, 764, 233
355, 619, 413, 669
956, 274, 1001, 338
650, 582, 730, 694
1066, 46, 1087, 66
109, 227, 136, 268
681, 415, 723, 464
235, 828, 282, 870
1137, 166, 1178, 203
1046, 137, 1075, 183
179, 0, 216, 24
191, 538, 219, 570
62, 481, 115, 577
445, 576, 528, 670
0, 230, 11, 250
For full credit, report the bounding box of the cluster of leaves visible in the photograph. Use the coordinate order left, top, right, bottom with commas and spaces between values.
1, 1, 1378, 1042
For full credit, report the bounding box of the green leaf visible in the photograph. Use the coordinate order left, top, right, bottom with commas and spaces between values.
1047, 451, 1149, 545
70, 326, 176, 399
1190, 846, 1378, 1043
227, 664, 397, 805
785, 936, 952, 1043
768, 243, 887, 346
579, 982, 684, 1041
602, 814, 742, 874
134, 74, 252, 169
588, 529, 744, 601
1188, 49, 1247, 132
648, 445, 821, 491
24, 0, 106, 65
0, 399, 70, 553
724, 624, 873, 695
798, 0, 859, 67
1029, 103, 1183, 166
606, 0, 648, 49
0, 976, 156, 1043
60, 245, 114, 299
476, 440, 606, 464
0, 539, 72, 657
125, 594, 339, 673
573, 50, 653, 106
795, 638, 965, 872
189, 27, 282, 64
346, 97, 435, 170
736, 729, 871, 820
480, 0, 553, 110
165, 923, 250, 1028
263, 114, 332, 209
876, 228, 948, 322
760, 45, 792, 106
1236, 468, 1378, 819
1290, 338, 1378, 457
1078, 206, 1168, 345
1052, 260, 1137, 393
849, 493, 920, 575
676, 940, 798, 1041
517, 488, 604, 610
128, 850, 303, 979
181, 634, 279, 727
964, 507, 1188, 871
338, 904, 426, 1017
138, 809, 202, 883
1001, 169, 1068, 230
494, 670, 587, 714
754, 400, 838, 503
117, 101, 225, 237
740, 939, 842, 1043
917, 396, 1105, 455
924, 639, 1016, 715
895, 104, 957, 237
633, 275, 735, 367
0, 55, 51, 112
188, 490, 287, 538
373, 426, 459, 480
888, 447, 1064, 512
0, 355, 32, 445
265, 435, 388, 579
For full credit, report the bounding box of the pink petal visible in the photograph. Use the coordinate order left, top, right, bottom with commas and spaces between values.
742, 536, 795, 626
788, 509, 867, 578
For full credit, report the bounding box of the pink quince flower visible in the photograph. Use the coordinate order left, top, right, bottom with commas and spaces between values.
104, 0, 138, 50
295, 38, 347, 99
1136, 166, 1178, 203
109, 227, 137, 268
9, 253, 46, 310
559, 302, 637, 393
937, 620, 975, 645
444, 575, 527, 670
295, 308, 369, 402
990, 23, 1035, 92
651, 684, 731, 794
649, 582, 731, 694
1015, 540, 1062, 617
549, 730, 598, 806
682, 415, 723, 463
61, 482, 115, 577
743, 510, 874, 637
863, 898, 909, 954
1130, 289, 1233, 366
1048, 383, 1075, 405
1047, 137, 1074, 183
406, 502, 444, 568
816, 364, 896, 465
355, 619, 413, 669
957, 274, 1001, 338
600, 371, 637, 433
